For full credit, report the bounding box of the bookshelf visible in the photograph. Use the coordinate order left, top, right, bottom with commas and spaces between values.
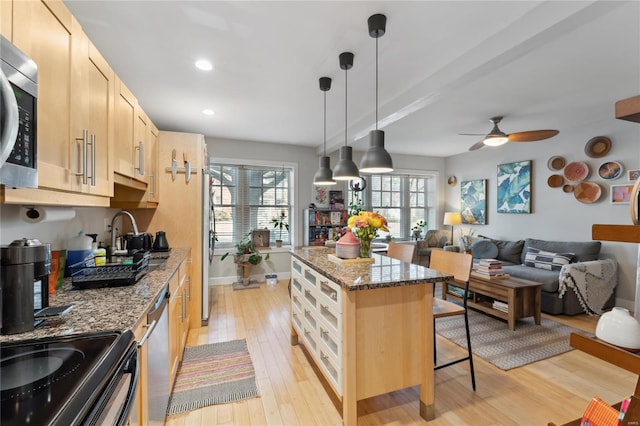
303, 208, 348, 246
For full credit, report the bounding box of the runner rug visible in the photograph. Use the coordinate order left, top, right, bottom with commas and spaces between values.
435, 308, 580, 371
167, 339, 259, 415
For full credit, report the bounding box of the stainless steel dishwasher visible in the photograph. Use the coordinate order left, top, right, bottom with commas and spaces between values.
146, 284, 170, 424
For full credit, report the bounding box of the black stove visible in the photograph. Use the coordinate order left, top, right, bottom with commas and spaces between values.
1, 330, 138, 425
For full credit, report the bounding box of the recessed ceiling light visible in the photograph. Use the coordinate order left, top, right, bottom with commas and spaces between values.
195, 59, 213, 71
202, 109, 215, 116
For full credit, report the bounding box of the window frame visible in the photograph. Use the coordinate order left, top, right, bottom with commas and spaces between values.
210, 158, 297, 249
347, 170, 437, 241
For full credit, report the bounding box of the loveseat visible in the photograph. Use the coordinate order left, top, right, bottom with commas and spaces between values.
466, 236, 617, 315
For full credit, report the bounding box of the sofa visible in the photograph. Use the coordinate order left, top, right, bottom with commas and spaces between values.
466, 236, 618, 315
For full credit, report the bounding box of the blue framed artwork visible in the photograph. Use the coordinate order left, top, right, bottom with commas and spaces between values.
497, 160, 531, 213
460, 179, 486, 224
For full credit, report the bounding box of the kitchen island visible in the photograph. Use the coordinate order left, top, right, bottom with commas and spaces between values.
290, 246, 453, 425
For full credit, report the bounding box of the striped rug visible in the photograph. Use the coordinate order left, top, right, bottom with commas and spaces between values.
435, 308, 579, 370
167, 339, 259, 415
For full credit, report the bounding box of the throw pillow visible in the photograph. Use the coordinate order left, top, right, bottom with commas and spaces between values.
524, 247, 575, 271
470, 240, 499, 259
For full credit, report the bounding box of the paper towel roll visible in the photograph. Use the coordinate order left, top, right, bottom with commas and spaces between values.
22, 206, 76, 224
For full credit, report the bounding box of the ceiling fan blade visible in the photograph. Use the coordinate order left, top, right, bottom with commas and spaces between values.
508, 130, 559, 142
469, 140, 485, 151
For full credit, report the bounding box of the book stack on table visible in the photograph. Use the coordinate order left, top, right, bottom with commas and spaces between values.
475, 259, 504, 277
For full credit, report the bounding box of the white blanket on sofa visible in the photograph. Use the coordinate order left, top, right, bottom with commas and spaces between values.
558, 259, 617, 315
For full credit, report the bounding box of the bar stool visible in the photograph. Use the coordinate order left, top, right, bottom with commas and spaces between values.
429, 249, 476, 391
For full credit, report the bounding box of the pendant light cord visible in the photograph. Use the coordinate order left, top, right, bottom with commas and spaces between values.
323, 90, 327, 156
344, 67, 348, 147
375, 35, 378, 131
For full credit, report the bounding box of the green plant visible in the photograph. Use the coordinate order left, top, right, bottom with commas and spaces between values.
411, 220, 427, 233
220, 231, 269, 265
271, 210, 289, 241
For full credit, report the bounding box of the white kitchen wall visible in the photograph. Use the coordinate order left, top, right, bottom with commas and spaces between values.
445, 117, 640, 310
0, 205, 122, 249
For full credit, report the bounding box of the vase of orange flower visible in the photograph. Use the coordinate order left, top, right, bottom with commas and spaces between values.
347, 211, 389, 258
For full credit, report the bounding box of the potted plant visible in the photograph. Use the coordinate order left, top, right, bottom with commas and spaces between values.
221, 231, 270, 285
271, 210, 289, 248
411, 220, 427, 240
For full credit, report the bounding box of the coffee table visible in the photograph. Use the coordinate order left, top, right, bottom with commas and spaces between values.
443, 273, 542, 331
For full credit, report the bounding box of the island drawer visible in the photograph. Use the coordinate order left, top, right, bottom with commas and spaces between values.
317, 277, 342, 313
318, 340, 342, 396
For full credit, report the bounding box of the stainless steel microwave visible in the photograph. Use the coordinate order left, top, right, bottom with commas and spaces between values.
0, 34, 37, 189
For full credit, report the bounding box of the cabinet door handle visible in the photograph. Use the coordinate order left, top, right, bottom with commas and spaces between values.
90, 134, 96, 186
135, 141, 144, 175
73, 129, 88, 183
149, 173, 155, 196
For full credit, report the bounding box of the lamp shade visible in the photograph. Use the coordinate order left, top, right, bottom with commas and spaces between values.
333, 146, 360, 181
360, 130, 393, 173
443, 212, 462, 226
313, 156, 336, 185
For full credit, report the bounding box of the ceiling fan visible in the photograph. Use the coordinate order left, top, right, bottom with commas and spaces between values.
464, 116, 559, 151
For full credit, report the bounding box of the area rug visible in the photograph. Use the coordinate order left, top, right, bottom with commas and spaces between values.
435, 309, 580, 370
167, 339, 259, 415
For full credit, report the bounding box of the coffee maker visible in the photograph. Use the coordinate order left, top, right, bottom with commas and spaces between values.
1, 238, 51, 334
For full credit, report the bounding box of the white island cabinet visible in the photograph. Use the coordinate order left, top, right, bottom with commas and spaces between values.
289, 247, 453, 425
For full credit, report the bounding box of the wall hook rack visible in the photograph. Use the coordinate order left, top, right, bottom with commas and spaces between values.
165, 149, 197, 183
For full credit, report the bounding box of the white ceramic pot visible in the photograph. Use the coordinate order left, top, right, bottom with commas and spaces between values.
595, 307, 640, 351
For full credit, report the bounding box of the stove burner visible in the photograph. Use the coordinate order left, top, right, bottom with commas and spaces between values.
1, 347, 84, 391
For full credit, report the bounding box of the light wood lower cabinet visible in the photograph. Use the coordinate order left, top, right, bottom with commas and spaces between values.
130, 317, 149, 426
168, 253, 192, 390
168, 269, 181, 389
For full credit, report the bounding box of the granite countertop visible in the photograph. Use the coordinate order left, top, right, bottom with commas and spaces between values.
290, 246, 452, 291
0, 248, 190, 343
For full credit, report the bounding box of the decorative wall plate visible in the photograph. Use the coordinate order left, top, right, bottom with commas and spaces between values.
447, 176, 457, 186
598, 161, 623, 180
574, 181, 602, 204
547, 156, 566, 171
547, 174, 564, 188
564, 161, 590, 182
562, 184, 574, 193
585, 136, 612, 158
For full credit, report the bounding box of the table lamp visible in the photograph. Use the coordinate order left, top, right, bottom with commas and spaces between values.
443, 212, 462, 245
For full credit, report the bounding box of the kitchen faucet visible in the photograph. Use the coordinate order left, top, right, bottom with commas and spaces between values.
110, 210, 140, 257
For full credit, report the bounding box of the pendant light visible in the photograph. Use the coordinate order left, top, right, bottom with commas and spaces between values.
333, 52, 360, 181
314, 77, 336, 186
360, 13, 393, 174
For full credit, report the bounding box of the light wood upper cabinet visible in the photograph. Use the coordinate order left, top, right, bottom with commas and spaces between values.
70, 33, 114, 197
11, 0, 75, 192
135, 107, 149, 183
2, 0, 111, 206
1, 0, 12, 39
147, 123, 160, 203
114, 77, 138, 179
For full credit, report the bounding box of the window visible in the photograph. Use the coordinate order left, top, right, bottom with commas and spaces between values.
347, 172, 436, 240
210, 163, 293, 248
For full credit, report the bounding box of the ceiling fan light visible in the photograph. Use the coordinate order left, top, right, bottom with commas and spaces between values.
360, 130, 393, 173
333, 146, 360, 181
313, 156, 336, 185
483, 135, 509, 146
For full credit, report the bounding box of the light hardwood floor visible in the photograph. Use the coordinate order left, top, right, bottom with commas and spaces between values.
165, 281, 634, 425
